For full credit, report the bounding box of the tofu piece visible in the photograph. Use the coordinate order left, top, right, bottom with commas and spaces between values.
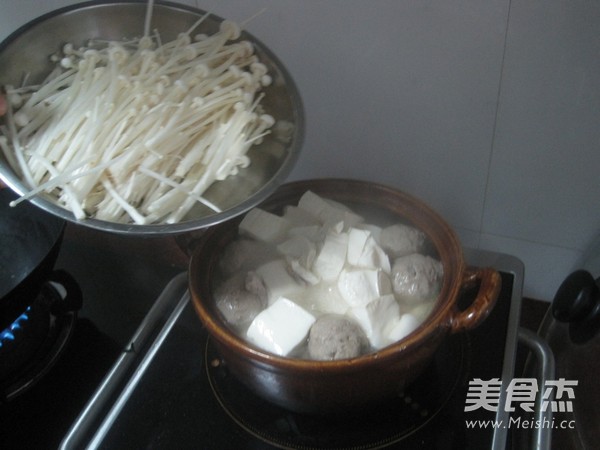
246, 297, 316, 356
356, 223, 382, 243
239, 208, 291, 244
287, 225, 324, 242
337, 268, 392, 307
348, 295, 401, 349
277, 235, 317, 269
283, 205, 320, 227
298, 191, 363, 228
347, 228, 371, 266
355, 235, 391, 274
255, 259, 302, 305
379, 223, 426, 258
288, 259, 320, 285
322, 220, 344, 234
305, 282, 349, 315
409, 300, 435, 323
312, 230, 349, 282
347, 228, 390, 273
387, 313, 421, 343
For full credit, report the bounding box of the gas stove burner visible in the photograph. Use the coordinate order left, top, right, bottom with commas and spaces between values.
0, 307, 33, 346
1, 275, 81, 402
0, 295, 50, 382
205, 332, 470, 449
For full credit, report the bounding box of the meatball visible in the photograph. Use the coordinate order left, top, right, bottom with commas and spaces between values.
215, 272, 268, 326
391, 253, 443, 303
308, 314, 369, 360
379, 224, 426, 258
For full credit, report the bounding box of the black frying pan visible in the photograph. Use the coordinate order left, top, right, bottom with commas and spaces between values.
0, 189, 65, 329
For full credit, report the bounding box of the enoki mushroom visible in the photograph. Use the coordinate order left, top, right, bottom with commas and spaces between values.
0, 1, 275, 225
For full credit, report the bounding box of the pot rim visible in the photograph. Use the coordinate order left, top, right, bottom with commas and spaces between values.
189, 178, 467, 372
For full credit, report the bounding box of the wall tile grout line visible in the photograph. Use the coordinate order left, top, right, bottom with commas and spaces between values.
477, 0, 514, 249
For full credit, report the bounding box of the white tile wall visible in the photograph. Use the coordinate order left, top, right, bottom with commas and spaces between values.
1, 0, 598, 301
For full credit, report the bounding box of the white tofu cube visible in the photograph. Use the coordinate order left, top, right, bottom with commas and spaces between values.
255, 260, 302, 304
379, 224, 426, 258
387, 313, 421, 343
298, 191, 363, 228
239, 208, 291, 244
246, 297, 316, 356
337, 268, 392, 307
355, 236, 391, 274
283, 205, 320, 227
288, 259, 320, 285
323, 220, 345, 234
347, 228, 390, 273
356, 223, 382, 242
277, 235, 317, 269
347, 228, 371, 266
287, 225, 324, 242
312, 230, 349, 282
408, 300, 435, 323
348, 295, 401, 349
305, 282, 349, 315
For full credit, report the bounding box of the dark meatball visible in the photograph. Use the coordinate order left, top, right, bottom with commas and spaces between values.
391, 253, 443, 304
215, 272, 267, 326
308, 314, 369, 360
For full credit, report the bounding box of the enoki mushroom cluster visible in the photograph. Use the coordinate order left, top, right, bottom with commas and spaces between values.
0, 11, 275, 225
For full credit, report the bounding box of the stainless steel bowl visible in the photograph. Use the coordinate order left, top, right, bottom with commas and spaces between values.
0, 1, 304, 235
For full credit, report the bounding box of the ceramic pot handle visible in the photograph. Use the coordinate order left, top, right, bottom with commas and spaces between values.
449, 267, 502, 333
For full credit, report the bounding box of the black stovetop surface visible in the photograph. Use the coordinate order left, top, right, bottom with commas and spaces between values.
0, 240, 523, 450
63, 252, 521, 450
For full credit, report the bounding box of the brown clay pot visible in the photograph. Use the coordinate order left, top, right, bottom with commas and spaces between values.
189, 178, 501, 414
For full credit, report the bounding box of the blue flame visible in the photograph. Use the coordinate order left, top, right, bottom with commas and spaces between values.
0, 307, 31, 348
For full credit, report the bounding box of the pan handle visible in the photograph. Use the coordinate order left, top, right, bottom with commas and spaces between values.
449, 266, 502, 333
